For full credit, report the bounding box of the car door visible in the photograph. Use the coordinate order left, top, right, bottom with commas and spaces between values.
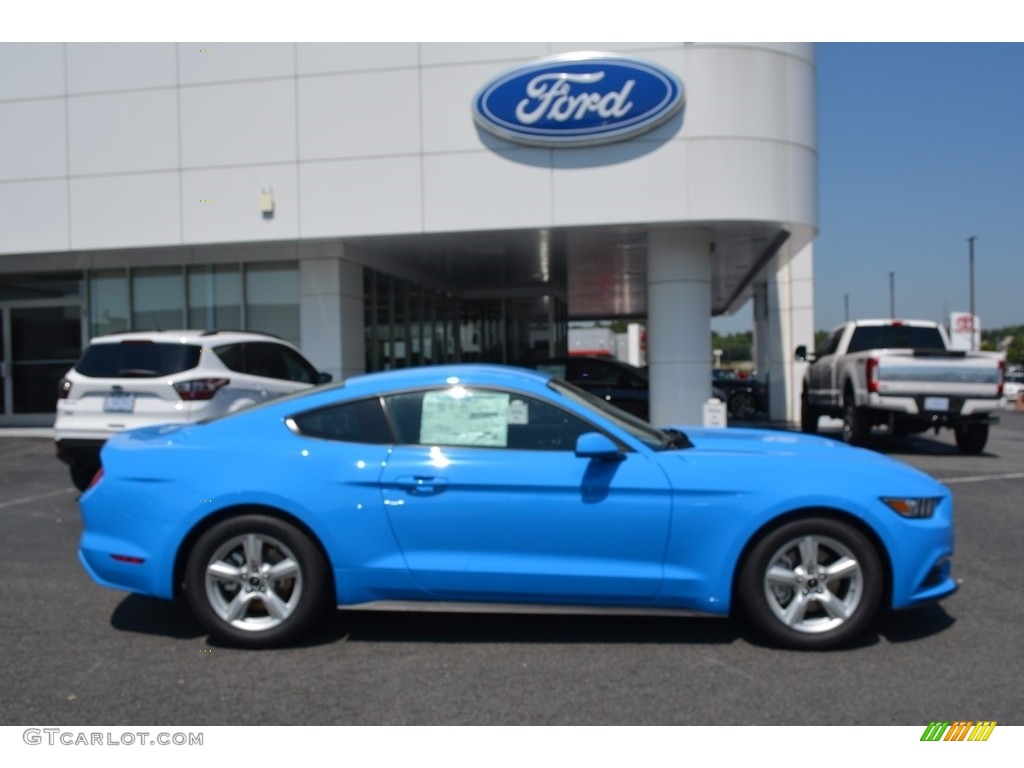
378, 385, 672, 604
809, 329, 843, 408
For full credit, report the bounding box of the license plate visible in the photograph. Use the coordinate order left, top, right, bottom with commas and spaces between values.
924, 396, 949, 412
103, 393, 135, 413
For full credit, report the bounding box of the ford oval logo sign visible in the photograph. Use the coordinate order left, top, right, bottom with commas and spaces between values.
473, 52, 684, 147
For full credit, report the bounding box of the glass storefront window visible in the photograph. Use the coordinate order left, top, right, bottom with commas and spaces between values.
188, 264, 242, 330
132, 266, 185, 331
245, 262, 299, 345
89, 270, 130, 338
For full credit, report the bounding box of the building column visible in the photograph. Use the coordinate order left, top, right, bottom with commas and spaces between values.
755, 242, 815, 423
647, 227, 713, 425
299, 254, 365, 382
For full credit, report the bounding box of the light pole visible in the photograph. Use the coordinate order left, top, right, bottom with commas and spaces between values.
844, 293, 849, 322
889, 272, 895, 318
967, 236, 976, 350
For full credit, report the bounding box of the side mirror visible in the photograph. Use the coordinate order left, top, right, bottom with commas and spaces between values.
317, 371, 333, 384
575, 432, 624, 460
795, 345, 815, 363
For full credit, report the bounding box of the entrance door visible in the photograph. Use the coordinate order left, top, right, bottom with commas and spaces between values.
0, 302, 83, 426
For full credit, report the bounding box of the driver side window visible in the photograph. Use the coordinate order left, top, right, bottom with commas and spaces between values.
383, 387, 594, 451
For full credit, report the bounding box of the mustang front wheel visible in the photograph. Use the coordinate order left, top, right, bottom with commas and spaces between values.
738, 518, 882, 650
185, 515, 329, 648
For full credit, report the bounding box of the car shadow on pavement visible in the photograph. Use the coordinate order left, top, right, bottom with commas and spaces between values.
874, 604, 957, 644
306, 610, 746, 648
110, 594, 206, 640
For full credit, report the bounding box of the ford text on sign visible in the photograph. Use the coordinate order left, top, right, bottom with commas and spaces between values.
473, 52, 685, 147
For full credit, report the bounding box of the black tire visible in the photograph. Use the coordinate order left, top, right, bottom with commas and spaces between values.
728, 389, 758, 420
841, 392, 871, 446
185, 515, 330, 648
737, 517, 883, 650
954, 423, 989, 455
800, 394, 819, 434
70, 462, 100, 491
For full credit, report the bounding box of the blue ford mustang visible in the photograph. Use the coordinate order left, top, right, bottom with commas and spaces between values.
78, 364, 956, 650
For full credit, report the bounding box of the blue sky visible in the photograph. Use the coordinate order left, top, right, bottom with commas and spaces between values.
714, 42, 1024, 335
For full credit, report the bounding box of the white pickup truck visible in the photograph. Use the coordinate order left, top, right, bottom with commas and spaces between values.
796, 319, 1005, 453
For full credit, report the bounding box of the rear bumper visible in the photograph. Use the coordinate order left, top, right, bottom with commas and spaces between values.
866, 393, 1001, 422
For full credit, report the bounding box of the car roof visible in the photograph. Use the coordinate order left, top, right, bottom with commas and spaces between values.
86, 330, 292, 346
343, 364, 553, 394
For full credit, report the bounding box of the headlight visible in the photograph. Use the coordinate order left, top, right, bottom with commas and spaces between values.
882, 497, 940, 518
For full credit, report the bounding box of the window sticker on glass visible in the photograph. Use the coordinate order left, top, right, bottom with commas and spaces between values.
508, 399, 529, 425
421, 389, 510, 447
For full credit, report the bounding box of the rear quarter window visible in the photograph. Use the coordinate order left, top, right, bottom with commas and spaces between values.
75, 342, 202, 378
289, 398, 392, 443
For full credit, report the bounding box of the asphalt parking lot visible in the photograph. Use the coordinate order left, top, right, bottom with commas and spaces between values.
2, 415, 1023, 726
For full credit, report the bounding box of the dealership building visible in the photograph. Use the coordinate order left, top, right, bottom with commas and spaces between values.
0, 42, 816, 427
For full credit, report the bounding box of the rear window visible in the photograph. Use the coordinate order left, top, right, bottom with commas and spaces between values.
847, 326, 946, 353
75, 342, 202, 378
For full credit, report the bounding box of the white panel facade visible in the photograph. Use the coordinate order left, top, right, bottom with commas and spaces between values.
0, 180, 69, 253
297, 43, 418, 75
182, 165, 299, 244
66, 43, 177, 94
421, 61, 508, 153
419, 43, 551, 66
422, 149, 554, 232
180, 79, 296, 168
177, 43, 295, 84
298, 70, 421, 160
0, 43, 64, 100
0, 99, 67, 180
300, 156, 424, 237
68, 90, 179, 176
69, 172, 180, 250
552, 140, 689, 226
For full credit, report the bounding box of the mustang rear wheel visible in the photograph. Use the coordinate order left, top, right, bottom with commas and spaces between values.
738, 518, 883, 650
185, 515, 329, 648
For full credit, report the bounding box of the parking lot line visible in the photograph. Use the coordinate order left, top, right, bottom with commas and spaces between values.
0, 487, 76, 510
942, 472, 1024, 485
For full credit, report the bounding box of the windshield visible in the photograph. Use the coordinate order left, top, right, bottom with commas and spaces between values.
548, 379, 690, 451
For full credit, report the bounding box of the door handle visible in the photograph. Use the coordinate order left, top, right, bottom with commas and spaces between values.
395, 475, 450, 496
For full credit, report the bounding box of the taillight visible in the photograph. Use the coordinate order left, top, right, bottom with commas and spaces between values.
87, 467, 103, 490
998, 359, 1006, 397
173, 378, 229, 401
866, 357, 880, 393
57, 377, 72, 399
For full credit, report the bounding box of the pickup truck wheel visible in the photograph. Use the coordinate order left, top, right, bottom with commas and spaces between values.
842, 396, 870, 446
800, 396, 819, 434
954, 423, 988, 454
738, 518, 883, 650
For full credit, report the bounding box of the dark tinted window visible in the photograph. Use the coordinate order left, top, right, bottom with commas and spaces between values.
279, 347, 317, 384
76, 342, 201, 378
215, 341, 317, 383
847, 325, 946, 353
290, 398, 391, 443
213, 343, 244, 372
570, 359, 647, 388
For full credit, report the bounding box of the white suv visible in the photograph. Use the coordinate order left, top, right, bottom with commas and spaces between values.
55, 330, 332, 489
